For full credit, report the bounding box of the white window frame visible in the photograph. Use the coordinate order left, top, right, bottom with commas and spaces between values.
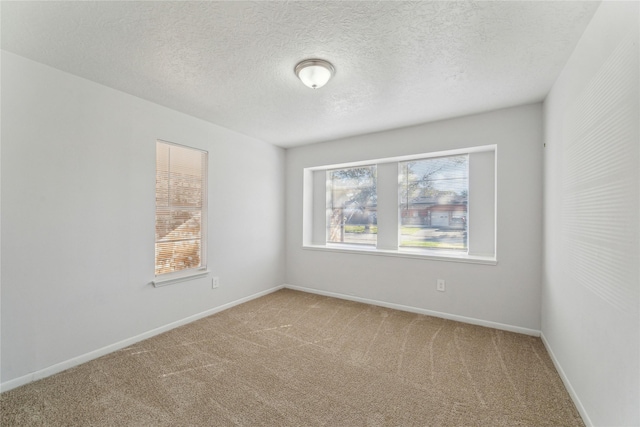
152, 140, 209, 287
302, 145, 497, 265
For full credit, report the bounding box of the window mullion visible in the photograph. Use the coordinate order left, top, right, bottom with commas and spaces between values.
375, 162, 399, 250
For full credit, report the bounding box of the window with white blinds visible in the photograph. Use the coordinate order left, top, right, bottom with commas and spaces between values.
155, 141, 208, 277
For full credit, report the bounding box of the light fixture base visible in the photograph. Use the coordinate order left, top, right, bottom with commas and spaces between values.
295, 59, 335, 89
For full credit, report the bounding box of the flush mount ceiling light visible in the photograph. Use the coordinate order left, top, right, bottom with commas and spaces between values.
294, 59, 335, 89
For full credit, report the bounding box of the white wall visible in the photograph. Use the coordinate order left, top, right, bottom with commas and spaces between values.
0, 51, 286, 386
542, 2, 639, 426
286, 103, 543, 332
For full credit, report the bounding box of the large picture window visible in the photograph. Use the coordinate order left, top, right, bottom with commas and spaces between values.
155, 141, 208, 277
303, 145, 495, 264
326, 166, 377, 245
399, 155, 468, 250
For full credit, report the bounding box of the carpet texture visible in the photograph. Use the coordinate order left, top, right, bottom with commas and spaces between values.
1, 289, 583, 426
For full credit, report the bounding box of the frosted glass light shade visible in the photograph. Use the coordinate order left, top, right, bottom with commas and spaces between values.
295, 59, 335, 89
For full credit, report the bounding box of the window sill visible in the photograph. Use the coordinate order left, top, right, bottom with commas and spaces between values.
152, 269, 209, 287
303, 244, 497, 265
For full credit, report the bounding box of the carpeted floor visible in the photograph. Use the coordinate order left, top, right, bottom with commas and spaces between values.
1, 289, 583, 426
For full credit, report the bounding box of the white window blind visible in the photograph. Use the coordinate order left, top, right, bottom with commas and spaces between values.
155, 141, 208, 276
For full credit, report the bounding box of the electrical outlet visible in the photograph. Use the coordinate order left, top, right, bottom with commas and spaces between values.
212, 277, 220, 289
437, 279, 446, 292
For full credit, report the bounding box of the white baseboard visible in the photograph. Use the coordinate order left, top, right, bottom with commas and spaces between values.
540, 332, 592, 427
0, 285, 284, 393
284, 284, 541, 337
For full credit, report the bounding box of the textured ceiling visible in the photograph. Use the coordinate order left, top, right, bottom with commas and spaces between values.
1, 1, 600, 147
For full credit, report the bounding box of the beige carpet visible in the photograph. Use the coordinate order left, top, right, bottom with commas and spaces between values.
1, 289, 583, 426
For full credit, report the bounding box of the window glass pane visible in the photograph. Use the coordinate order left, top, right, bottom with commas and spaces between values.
169, 147, 204, 207
399, 155, 468, 250
155, 239, 202, 276
327, 166, 377, 245
155, 141, 207, 276
156, 209, 201, 241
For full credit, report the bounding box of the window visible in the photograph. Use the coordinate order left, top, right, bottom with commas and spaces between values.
155, 141, 208, 278
326, 166, 377, 245
303, 145, 496, 264
399, 155, 468, 250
